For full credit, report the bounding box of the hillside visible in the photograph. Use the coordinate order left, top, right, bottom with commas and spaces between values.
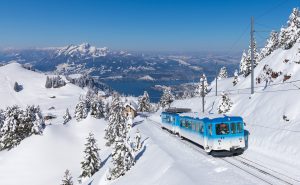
170, 41, 300, 179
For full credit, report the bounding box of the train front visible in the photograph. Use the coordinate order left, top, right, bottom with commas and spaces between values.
208, 117, 246, 156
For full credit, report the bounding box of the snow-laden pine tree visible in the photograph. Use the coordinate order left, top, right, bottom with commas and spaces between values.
23, 105, 44, 135
279, 8, 300, 50
107, 133, 135, 180
218, 92, 233, 114
61, 169, 73, 185
90, 98, 105, 119
0, 109, 4, 130
159, 88, 174, 108
74, 96, 90, 121
63, 108, 72, 124
240, 38, 259, 77
218, 67, 228, 79
104, 102, 110, 120
239, 50, 248, 76
0, 106, 23, 150
232, 70, 239, 86
45, 76, 52, 88
0, 105, 44, 150
194, 74, 209, 96
104, 93, 126, 146
78, 133, 101, 183
138, 91, 151, 112
14, 82, 21, 92
259, 31, 279, 60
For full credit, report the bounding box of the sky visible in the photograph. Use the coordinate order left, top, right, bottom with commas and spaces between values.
0, 0, 299, 52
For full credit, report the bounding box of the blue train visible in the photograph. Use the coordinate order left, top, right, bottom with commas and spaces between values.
161, 108, 245, 156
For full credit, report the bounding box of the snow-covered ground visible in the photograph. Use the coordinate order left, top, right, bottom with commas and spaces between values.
1, 54, 300, 185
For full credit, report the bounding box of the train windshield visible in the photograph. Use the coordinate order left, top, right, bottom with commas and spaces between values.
216, 123, 230, 135
237, 122, 243, 133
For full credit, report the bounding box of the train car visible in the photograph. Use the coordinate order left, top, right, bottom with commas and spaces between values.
161, 108, 245, 156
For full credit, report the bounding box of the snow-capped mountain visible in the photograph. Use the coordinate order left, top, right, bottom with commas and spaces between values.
55, 43, 110, 59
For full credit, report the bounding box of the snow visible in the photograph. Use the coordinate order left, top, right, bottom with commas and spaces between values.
171, 41, 300, 179
1, 37, 300, 185
56, 43, 109, 59
138, 75, 155, 81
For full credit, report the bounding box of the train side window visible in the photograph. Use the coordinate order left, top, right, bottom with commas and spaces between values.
230, 123, 237, 134
195, 122, 199, 132
192, 122, 196, 131
208, 124, 212, 136
199, 123, 204, 134
216, 123, 230, 135
237, 122, 243, 133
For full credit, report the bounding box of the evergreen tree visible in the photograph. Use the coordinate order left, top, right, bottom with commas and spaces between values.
159, 88, 174, 108
45, 76, 52, 88
138, 91, 151, 112
218, 67, 228, 79
260, 31, 279, 60
107, 135, 135, 180
0, 109, 4, 131
239, 50, 248, 76
0, 106, 24, 150
61, 169, 73, 185
14, 82, 21, 92
279, 8, 300, 50
63, 108, 72, 124
194, 74, 209, 96
218, 93, 233, 114
104, 102, 110, 120
232, 70, 239, 86
78, 133, 101, 183
90, 98, 105, 119
24, 105, 44, 135
240, 38, 259, 77
74, 96, 89, 121
104, 94, 126, 146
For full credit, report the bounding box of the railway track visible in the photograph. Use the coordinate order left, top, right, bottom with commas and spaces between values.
146, 118, 300, 185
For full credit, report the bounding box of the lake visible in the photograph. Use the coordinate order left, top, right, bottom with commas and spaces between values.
103, 79, 193, 103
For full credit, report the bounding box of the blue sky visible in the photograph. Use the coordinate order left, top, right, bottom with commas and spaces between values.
0, 0, 298, 52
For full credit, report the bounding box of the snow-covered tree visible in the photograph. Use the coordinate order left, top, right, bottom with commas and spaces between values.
218, 67, 228, 79
107, 136, 135, 180
0, 109, 4, 130
45, 76, 52, 88
90, 98, 105, 119
78, 133, 101, 183
240, 38, 259, 77
104, 102, 110, 120
159, 88, 174, 108
279, 8, 300, 50
74, 96, 90, 121
134, 129, 142, 151
232, 70, 239, 86
138, 91, 151, 112
104, 94, 126, 146
259, 31, 279, 60
61, 169, 73, 185
63, 108, 72, 124
218, 93, 233, 114
194, 74, 209, 96
23, 105, 44, 135
14, 82, 21, 92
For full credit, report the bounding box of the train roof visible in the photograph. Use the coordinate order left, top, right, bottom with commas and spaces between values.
162, 111, 243, 122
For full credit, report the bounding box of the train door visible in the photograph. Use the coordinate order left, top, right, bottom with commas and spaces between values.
204, 123, 213, 152
198, 121, 205, 146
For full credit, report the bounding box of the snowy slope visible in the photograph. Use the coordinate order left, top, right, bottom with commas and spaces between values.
0, 62, 268, 185
0, 62, 86, 124
172, 42, 300, 178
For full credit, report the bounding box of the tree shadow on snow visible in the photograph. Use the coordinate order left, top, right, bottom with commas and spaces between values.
100, 154, 111, 168
132, 120, 144, 127
135, 145, 146, 161
135, 137, 149, 161
244, 130, 250, 151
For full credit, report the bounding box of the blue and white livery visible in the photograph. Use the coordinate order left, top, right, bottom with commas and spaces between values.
161, 108, 245, 156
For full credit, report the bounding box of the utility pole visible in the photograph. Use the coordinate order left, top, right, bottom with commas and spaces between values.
215, 61, 218, 96
251, 17, 255, 94
201, 75, 205, 113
